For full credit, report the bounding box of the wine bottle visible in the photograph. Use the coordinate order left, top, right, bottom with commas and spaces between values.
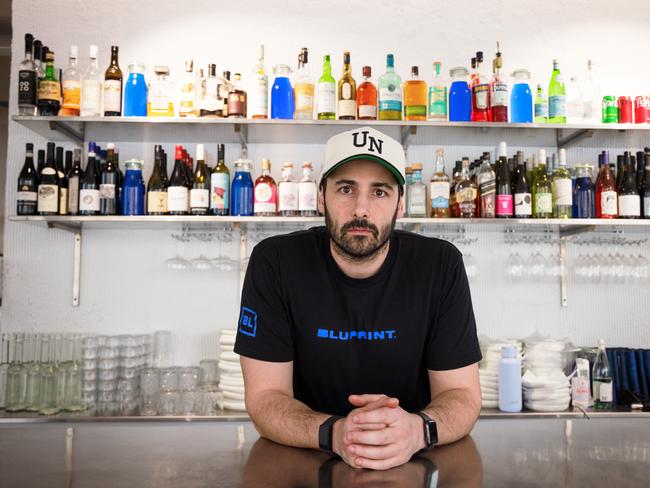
495, 142, 513, 218
55, 146, 68, 215
533, 149, 553, 218
103, 46, 123, 116
79, 150, 100, 215
37, 142, 59, 215
17, 143, 38, 215
210, 144, 230, 216
147, 145, 168, 215
190, 144, 210, 215
36, 149, 45, 175
618, 152, 641, 219
596, 150, 617, 218
552, 148, 572, 218
643, 154, 650, 219
514, 158, 531, 218
99, 143, 119, 215
67, 148, 84, 215
168, 145, 190, 215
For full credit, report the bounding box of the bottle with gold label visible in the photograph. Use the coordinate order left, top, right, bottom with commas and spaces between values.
250, 45, 268, 119
337, 51, 356, 120
37, 51, 61, 115
294, 48, 314, 120
60, 45, 80, 116
403, 66, 426, 121
103, 46, 123, 116
148, 66, 175, 117
454, 159, 478, 218
178, 59, 197, 117
227, 73, 247, 118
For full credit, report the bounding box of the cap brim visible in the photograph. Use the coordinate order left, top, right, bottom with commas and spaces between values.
321, 154, 405, 186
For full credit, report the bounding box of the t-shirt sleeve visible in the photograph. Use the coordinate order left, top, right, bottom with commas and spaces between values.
233, 240, 294, 362
425, 245, 482, 371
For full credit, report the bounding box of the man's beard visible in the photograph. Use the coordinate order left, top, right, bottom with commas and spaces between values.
324, 202, 398, 262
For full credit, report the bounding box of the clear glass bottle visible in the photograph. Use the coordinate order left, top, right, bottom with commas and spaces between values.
298, 162, 318, 216
428, 61, 447, 120
250, 45, 269, 119
39, 334, 60, 416
24, 333, 42, 412
566, 76, 583, 124
0, 334, 9, 409
5, 333, 27, 412
64, 334, 83, 412
407, 163, 427, 217
454, 159, 478, 218
378, 54, 402, 120
178, 59, 197, 117
18, 33, 38, 116
55, 334, 70, 411
534, 84, 548, 123
80, 44, 103, 117
553, 148, 573, 218
592, 338, 612, 409
278, 162, 298, 216
582, 60, 601, 123
200, 64, 220, 117
60, 45, 81, 116
294, 48, 315, 120
430, 148, 450, 217
148, 65, 175, 117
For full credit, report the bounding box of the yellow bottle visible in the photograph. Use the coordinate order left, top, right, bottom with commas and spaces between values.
294, 48, 315, 120
148, 65, 175, 117
403, 66, 427, 121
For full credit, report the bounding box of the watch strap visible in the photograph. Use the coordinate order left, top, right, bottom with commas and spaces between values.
414, 411, 438, 450
318, 415, 344, 454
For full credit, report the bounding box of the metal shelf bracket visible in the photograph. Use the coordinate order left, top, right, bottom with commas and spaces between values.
400, 125, 417, 153
234, 124, 248, 158
46, 221, 82, 307
48, 121, 85, 144
557, 128, 594, 149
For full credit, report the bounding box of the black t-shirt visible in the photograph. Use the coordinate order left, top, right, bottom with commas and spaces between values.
234, 226, 482, 416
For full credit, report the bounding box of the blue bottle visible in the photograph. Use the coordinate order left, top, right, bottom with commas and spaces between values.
231, 160, 254, 216
498, 345, 522, 412
123, 63, 147, 117
448, 67, 471, 122
574, 164, 596, 218
511, 69, 533, 123
120, 159, 145, 215
271, 64, 294, 119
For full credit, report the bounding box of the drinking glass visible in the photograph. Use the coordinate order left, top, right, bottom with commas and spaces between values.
153, 331, 172, 368
178, 367, 200, 391
157, 390, 179, 415
160, 367, 179, 391
199, 360, 219, 389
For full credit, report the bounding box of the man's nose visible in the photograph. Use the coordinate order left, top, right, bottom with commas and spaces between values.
353, 193, 370, 219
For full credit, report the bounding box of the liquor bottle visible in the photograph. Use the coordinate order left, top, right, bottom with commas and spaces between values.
18, 33, 38, 116
210, 144, 230, 215
226, 73, 247, 118
17, 143, 38, 215
547, 59, 566, 123
271, 64, 294, 119
298, 162, 318, 216
595, 150, 617, 218
250, 45, 269, 119
495, 142, 513, 217
5, 333, 26, 412
60, 45, 81, 116
407, 164, 427, 218
79, 149, 100, 215
182, 148, 192, 188
337, 52, 356, 120
316, 55, 336, 120
168, 145, 190, 215
430, 148, 450, 217
592, 339, 613, 410
618, 153, 641, 219
37, 143, 59, 215
200, 64, 220, 117
449, 160, 462, 216
552, 148, 572, 218
80, 45, 102, 117
489, 43, 508, 122
643, 154, 650, 218
615, 154, 625, 189
582, 60, 601, 123
454, 159, 478, 218
189, 144, 210, 215
449, 67, 471, 122
404, 66, 426, 121
566, 77, 583, 123
0, 334, 9, 409
428, 61, 447, 120
99, 143, 118, 215
378, 54, 402, 120
278, 162, 298, 216
148, 66, 174, 117
636, 151, 646, 193
147, 145, 168, 215
254, 159, 278, 216
114, 146, 123, 211
67, 148, 83, 215
103, 46, 123, 116
54, 146, 68, 215
477, 155, 496, 218
231, 159, 255, 216
533, 149, 553, 218
534, 84, 548, 123
514, 158, 531, 218
294, 48, 314, 120
471, 51, 489, 122
178, 59, 197, 117
218, 71, 232, 117
37, 51, 61, 116
356, 66, 377, 120
33, 40, 44, 79
469, 56, 478, 88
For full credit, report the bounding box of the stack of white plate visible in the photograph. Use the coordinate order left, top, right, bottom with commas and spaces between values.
217, 330, 247, 412
522, 340, 571, 412
479, 339, 523, 409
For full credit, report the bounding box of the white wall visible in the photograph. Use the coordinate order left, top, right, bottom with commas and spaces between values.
4, 0, 650, 363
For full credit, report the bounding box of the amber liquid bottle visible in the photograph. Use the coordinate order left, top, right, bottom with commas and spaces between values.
103, 46, 123, 116
337, 51, 356, 120
356, 66, 377, 120
403, 66, 427, 121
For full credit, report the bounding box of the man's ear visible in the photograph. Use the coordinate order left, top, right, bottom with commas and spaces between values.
318, 187, 325, 215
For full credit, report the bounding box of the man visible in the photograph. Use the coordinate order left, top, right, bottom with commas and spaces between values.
234, 126, 482, 471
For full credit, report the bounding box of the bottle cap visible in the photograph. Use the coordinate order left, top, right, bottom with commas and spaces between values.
538, 149, 546, 165
559, 148, 567, 166
196, 144, 205, 161
405, 166, 413, 175
302, 161, 313, 169
185, 59, 194, 72
498, 141, 507, 158
598, 338, 606, 348
362, 66, 371, 77
69, 45, 78, 59
45, 51, 55, 62
24, 33, 34, 50
436, 148, 444, 157
106, 143, 115, 150
175, 145, 184, 160
262, 158, 271, 170
282, 162, 294, 168
411, 66, 419, 77
154, 65, 169, 75
501, 345, 517, 359
386, 53, 394, 68
476, 51, 484, 63
125, 159, 143, 170
411, 163, 422, 170
258, 45, 265, 60
89, 45, 98, 58
26, 143, 34, 151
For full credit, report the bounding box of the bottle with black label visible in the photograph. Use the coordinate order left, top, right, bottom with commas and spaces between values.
55, 146, 68, 215
37, 143, 59, 215
18, 33, 38, 116
99, 143, 119, 215
67, 149, 83, 215
17, 143, 38, 215
79, 150, 100, 215
37, 51, 61, 116
168, 145, 190, 215
103, 46, 123, 116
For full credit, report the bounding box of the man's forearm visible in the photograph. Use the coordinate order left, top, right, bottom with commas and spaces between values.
420, 388, 481, 445
247, 390, 331, 449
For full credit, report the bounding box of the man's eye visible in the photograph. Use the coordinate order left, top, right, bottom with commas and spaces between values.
339, 186, 352, 194
375, 189, 386, 197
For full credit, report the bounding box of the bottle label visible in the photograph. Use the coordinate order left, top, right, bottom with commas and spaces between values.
535, 192, 553, 213
99, 184, 116, 200
37, 184, 58, 212
644, 196, 650, 217
190, 188, 209, 209
598, 381, 613, 402
618, 194, 640, 217
227, 92, 246, 116
179, 78, 196, 114
38, 80, 61, 102
298, 182, 317, 211
81, 79, 102, 115
103, 79, 122, 112
278, 182, 298, 211
428, 86, 447, 117
167, 186, 189, 212
295, 86, 314, 113
514, 193, 532, 216
480, 193, 495, 217
601, 190, 617, 215
338, 99, 356, 118
456, 187, 477, 203
496, 194, 514, 215
358, 104, 377, 118
250, 73, 269, 117
552, 178, 573, 206
79, 189, 100, 211
17, 191, 37, 202
254, 182, 276, 208
210, 172, 230, 210
147, 191, 168, 213
68, 177, 80, 212
18, 70, 37, 106
430, 182, 450, 209
62, 80, 81, 110
379, 86, 402, 112
549, 95, 566, 118
473, 84, 489, 110
341, 83, 352, 100
408, 187, 427, 216
59, 188, 68, 214
405, 105, 426, 117
149, 85, 170, 112
490, 82, 508, 107
535, 101, 548, 118
317, 82, 336, 114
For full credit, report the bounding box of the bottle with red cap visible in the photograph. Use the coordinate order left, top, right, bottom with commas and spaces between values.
168, 145, 190, 215
356, 66, 377, 120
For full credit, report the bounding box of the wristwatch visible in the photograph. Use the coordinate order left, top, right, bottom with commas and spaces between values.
414, 411, 438, 450
319, 415, 344, 455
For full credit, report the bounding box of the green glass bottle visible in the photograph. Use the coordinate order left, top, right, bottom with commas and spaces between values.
533, 149, 553, 218
552, 148, 572, 218
534, 84, 548, 123
378, 54, 402, 120
316, 55, 336, 120
547, 59, 566, 124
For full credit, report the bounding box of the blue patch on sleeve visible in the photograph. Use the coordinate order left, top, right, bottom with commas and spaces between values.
239, 307, 258, 337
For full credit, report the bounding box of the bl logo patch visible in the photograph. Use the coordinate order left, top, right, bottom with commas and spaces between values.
239, 307, 258, 337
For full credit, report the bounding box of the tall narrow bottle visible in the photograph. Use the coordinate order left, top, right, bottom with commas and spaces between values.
278, 162, 298, 217
18, 33, 38, 116
643, 155, 650, 218
471, 51, 489, 122
404, 66, 427, 121
596, 151, 617, 218
60, 45, 81, 116
407, 164, 427, 218
430, 148, 450, 217
533, 149, 553, 218
168, 145, 190, 215
55, 146, 68, 215
99, 143, 118, 215
39, 335, 60, 416
582, 60, 601, 123
147, 145, 168, 215
38, 51, 61, 116
378, 54, 402, 120
178, 59, 197, 117
79, 149, 100, 215
552, 148, 573, 218
200, 64, 220, 117
190, 144, 210, 215
454, 159, 478, 218
618, 153, 641, 219
17, 143, 38, 215
294, 48, 314, 120
210, 144, 230, 215
337, 52, 356, 120
250, 45, 269, 119
5, 334, 26, 412
477, 155, 496, 218
316, 55, 336, 120
23, 334, 40, 412
0, 334, 8, 409
356, 66, 377, 120
64, 335, 83, 412
254, 159, 278, 216
81, 45, 102, 116
428, 61, 447, 121
33, 40, 44, 79
490, 43, 508, 122
534, 84, 548, 123
592, 339, 612, 410
37, 142, 59, 215
103, 46, 123, 116
226, 73, 247, 118
67, 148, 83, 215
298, 162, 318, 216
231, 159, 255, 216
547, 59, 566, 123
495, 142, 513, 217
514, 158, 532, 218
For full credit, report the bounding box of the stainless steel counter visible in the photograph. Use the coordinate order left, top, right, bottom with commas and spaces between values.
1, 417, 649, 487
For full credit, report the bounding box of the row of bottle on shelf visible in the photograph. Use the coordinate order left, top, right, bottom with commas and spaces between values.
16, 140, 650, 219
17, 33, 650, 124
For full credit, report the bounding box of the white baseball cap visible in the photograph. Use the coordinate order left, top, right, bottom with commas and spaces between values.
321, 127, 406, 187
